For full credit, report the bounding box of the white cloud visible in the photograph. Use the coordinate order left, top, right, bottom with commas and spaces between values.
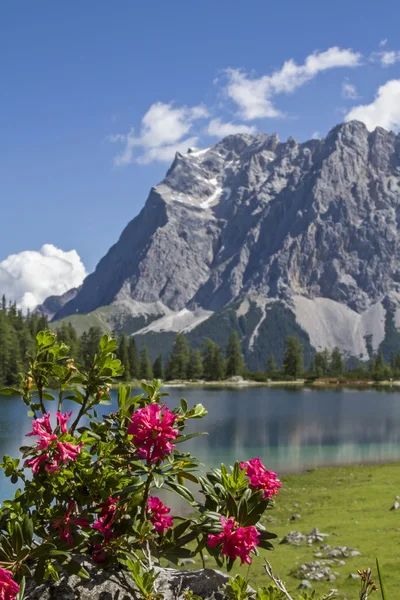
380, 50, 400, 66
341, 81, 359, 99
380, 39, 388, 47
0, 244, 87, 312
312, 131, 321, 140
109, 102, 209, 165
225, 47, 362, 120
345, 79, 400, 132
206, 118, 257, 137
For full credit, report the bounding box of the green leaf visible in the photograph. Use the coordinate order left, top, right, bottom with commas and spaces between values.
178, 471, 199, 484
153, 473, 165, 488
63, 560, 90, 579
21, 515, 33, 545
166, 481, 195, 503
12, 522, 23, 554
0, 387, 21, 396
180, 398, 188, 413
376, 558, 388, 600
176, 432, 207, 443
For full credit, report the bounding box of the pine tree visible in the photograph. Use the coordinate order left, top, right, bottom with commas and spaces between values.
266, 353, 277, 377
188, 349, 203, 380
166, 333, 191, 380
330, 347, 344, 377
128, 337, 140, 380
315, 348, 330, 376
202, 339, 225, 380
153, 355, 164, 379
282, 336, 303, 379
140, 347, 153, 380
226, 332, 245, 377
117, 333, 131, 381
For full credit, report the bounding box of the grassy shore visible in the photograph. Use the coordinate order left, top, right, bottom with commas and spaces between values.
226, 463, 400, 598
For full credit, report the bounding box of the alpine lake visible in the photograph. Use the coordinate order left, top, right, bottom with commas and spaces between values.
1, 384, 400, 504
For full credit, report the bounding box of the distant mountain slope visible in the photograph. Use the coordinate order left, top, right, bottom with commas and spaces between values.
51, 121, 400, 368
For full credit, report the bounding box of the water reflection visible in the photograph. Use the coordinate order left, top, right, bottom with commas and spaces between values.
1, 386, 400, 504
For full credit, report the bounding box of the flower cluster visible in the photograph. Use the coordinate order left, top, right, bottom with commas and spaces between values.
147, 496, 173, 533
52, 500, 90, 546
25, 411, 83, 474
0, 567, 19, 600
127, 404, 179, 463
240, 457, 282, 499
207, 516, 260, 565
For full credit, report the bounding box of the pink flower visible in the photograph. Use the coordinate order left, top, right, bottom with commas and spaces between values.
56, 410, 73, 433
55, 441, 83, 464
93, 496, 119, 539
36, 432, 58, 451
25, 454, 50, 475
127, 404, 179, 463
147, 496, 173, 533
26, 413, 52, 436
26, 414, 57, 450
52, 500, 90, 546
0, 567, 19, 600
207, 516, 260, 565
239, 457, 282, 499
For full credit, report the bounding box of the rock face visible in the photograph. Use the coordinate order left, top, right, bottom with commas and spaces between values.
52, 122, 400, 367
24, 566, 230, 600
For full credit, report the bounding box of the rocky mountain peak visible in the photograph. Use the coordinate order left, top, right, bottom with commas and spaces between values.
53, 122, 400, 366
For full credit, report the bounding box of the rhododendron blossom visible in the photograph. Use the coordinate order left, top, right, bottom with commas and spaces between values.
207, 516, 260, 565
147, 496, 173, 533
24, 412, 83, 474
56, 410, 73, 433
52, 500, 90, 546
0, 568, 19, 600
93, 496, 119, 542
127, 404, 179, 463
239, 457, 282, 499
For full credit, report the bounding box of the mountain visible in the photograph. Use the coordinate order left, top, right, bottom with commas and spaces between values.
52, 121, 400, 369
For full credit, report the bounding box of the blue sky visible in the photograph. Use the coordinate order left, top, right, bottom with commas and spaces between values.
1, 0, 400, 307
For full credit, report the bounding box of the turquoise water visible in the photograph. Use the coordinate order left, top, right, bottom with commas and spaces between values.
1, 386, 400, 503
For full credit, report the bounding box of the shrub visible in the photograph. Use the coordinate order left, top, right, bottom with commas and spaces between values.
0, 331, 279, 600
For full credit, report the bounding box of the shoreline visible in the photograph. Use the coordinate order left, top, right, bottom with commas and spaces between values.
113, 378, 400, 389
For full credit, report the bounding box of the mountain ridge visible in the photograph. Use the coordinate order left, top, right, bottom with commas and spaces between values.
51, 121, 400, 368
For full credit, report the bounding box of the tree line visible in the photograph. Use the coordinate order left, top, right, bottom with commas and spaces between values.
0, 295, 398, 384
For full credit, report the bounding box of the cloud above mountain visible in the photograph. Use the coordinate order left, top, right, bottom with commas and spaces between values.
108, 43, 400, 164
345, 79, 400, 132
0, 244, 87, 312
224, 47, 362, 120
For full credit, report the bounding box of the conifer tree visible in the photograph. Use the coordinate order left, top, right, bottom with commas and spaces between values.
266, 353, 277, 377
315, 348, 330, 376
226, 332, 245, 376
330, 347, 344, 377
153, 355, 164, 379
282, 336, 303, 379
166, 333, 190, 380
140, 347, 153, 380
188, 348, 203, 380
202, 339, 225, 380
128, 337, 140, 380
117, 333, 131, 381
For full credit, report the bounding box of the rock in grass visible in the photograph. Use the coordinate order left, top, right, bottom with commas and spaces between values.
299, 580, 312, 589
390, 500, 400, 510
24, 565, 230, 600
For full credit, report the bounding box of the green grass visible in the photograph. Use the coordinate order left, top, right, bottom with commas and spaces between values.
225, 463, 400, 598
